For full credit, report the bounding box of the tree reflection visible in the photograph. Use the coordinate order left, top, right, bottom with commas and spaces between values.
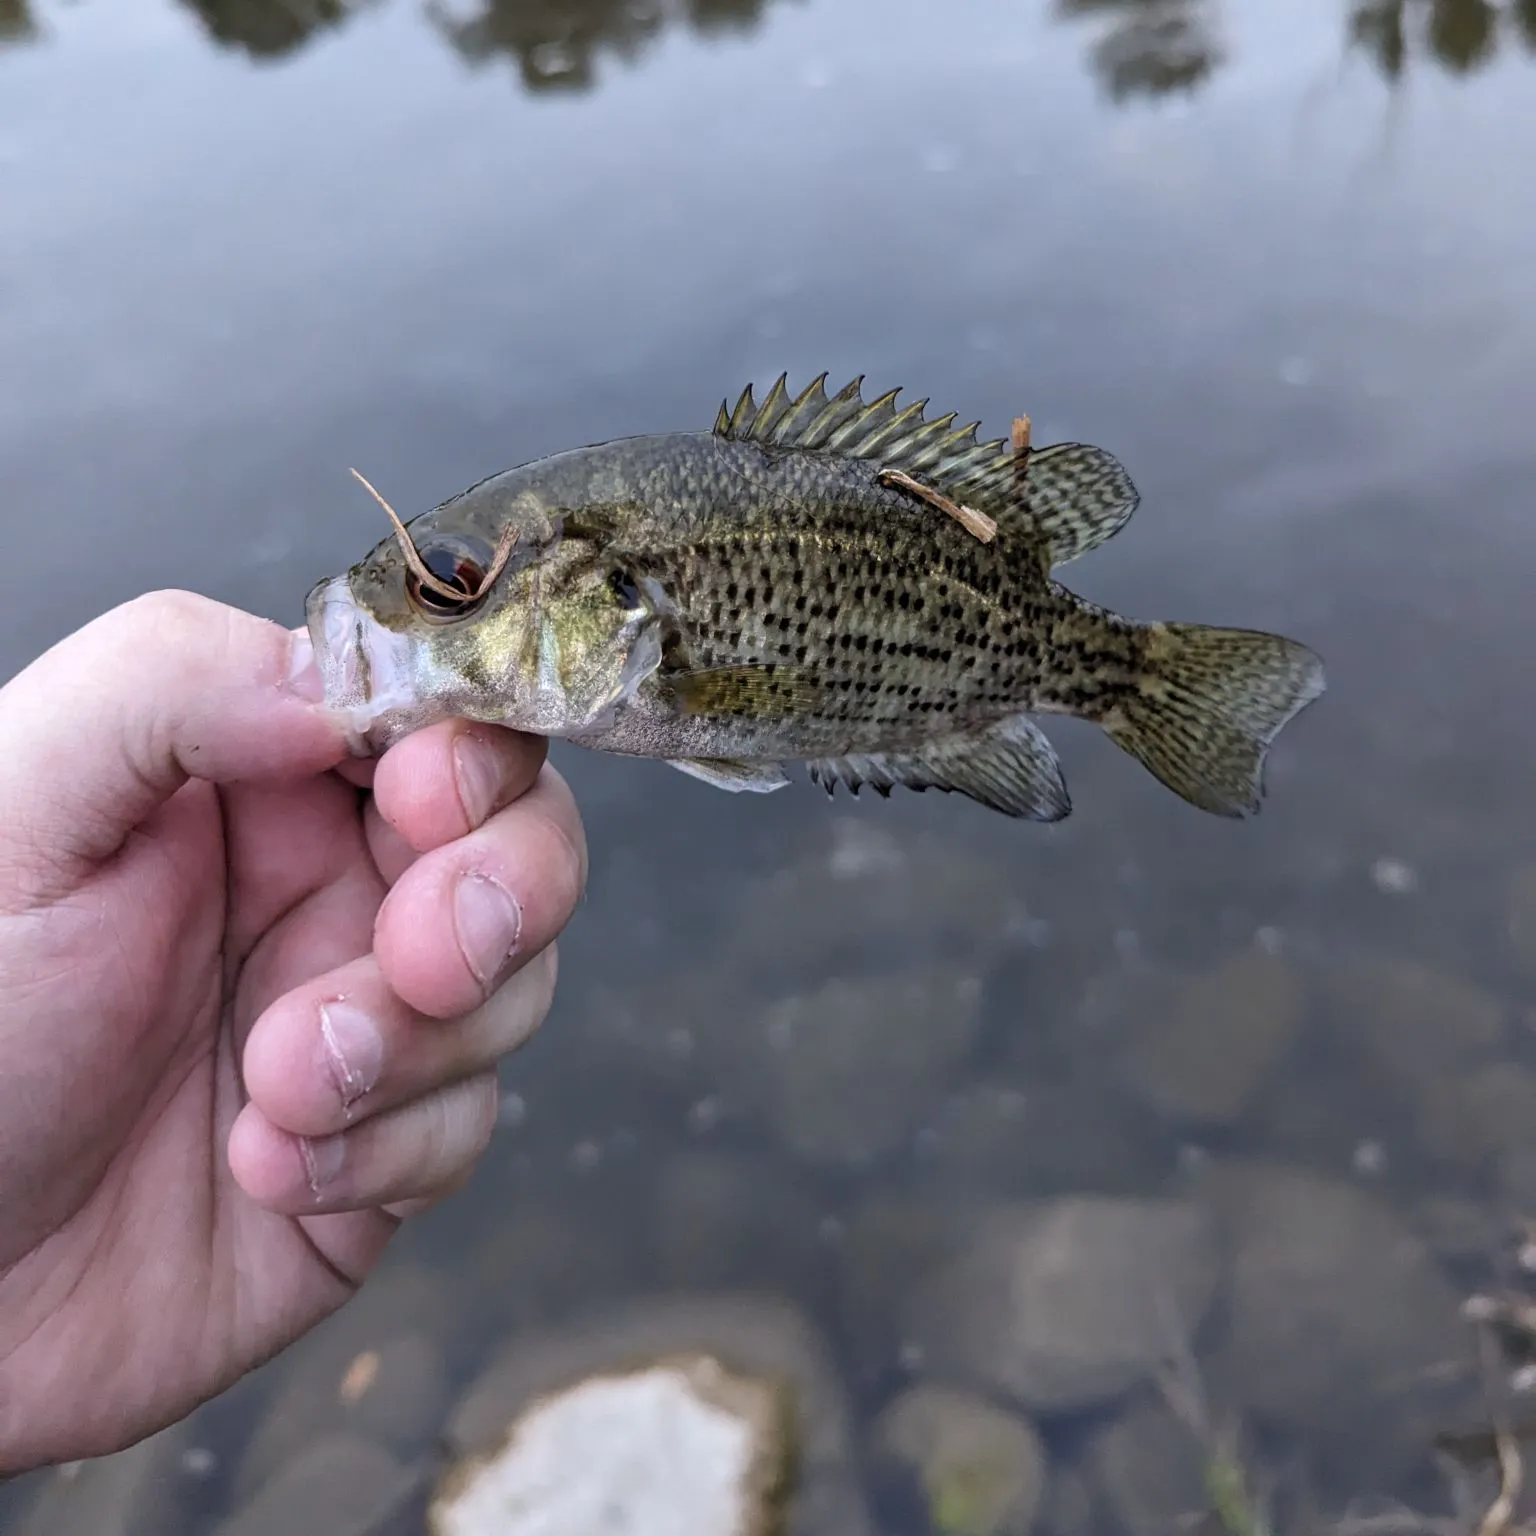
175, 0, 377, 60
1056, 0, 1223, 101
425, 0, 776, 93
1057, 0, 1535, 98
6, 0, 1535, 87
1347, 0, 1535, 78
0, 0, 36, 45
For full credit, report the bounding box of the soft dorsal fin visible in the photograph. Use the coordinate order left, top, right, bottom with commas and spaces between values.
712, 373, 1140, 568
1022, 441, 1142, 566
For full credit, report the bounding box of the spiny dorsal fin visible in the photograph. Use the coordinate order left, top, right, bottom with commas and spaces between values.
711, 373, 1140, 567
806, 714, 1071, 821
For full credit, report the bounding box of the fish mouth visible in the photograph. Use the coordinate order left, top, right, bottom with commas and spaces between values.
304, 575, 432, 755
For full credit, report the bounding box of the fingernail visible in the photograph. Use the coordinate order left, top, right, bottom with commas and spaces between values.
299, 1132, 345, 1198
285, 630, 325, 703
319, 1001, 384, 1116
453, 733, 502, 829
454, 871, 523, 990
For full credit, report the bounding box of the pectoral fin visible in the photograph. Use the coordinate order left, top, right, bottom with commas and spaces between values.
664, 664, 821, 719
667, 757, 792, 794
806, 715, 1070, 820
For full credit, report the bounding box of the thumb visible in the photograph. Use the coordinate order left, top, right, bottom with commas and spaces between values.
0, 589, 353, 902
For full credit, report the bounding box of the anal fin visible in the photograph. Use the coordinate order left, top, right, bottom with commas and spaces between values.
806, 715, 1071, 821
668, 757, 792, 794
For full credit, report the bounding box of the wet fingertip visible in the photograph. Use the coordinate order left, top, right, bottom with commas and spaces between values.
453, 731, 503, 829
457, 725, 549, 817
336, 757, 377, 789
373, 722, 476, 851
299, 1132, 347, 1198
226, 1105, 303, 1205
283, 629, 326, 704
454, 870, 524, 994
385, 1192, 453, 1222
229, 1107, 351, 1210
529, 763, 590, 892
456, 1069, 504, 1157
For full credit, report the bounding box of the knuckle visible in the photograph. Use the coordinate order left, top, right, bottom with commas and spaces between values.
111, 590, 283, 693
115, 589, 222, 649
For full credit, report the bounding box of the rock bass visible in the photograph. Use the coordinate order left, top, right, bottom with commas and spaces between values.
304, 373, 1325, 819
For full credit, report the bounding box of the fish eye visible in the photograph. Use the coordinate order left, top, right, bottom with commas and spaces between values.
609, 568, 643, 609
407, 543, 489, 620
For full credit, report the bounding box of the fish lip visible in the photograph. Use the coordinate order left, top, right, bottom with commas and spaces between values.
304, 576, 361, 707
304, 575, 422, 755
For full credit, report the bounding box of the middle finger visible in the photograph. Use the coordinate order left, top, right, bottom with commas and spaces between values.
373, 763, 585, 1020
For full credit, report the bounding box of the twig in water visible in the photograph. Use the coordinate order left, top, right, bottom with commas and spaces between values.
1149, 1279, 1271, 1536
1330, 1511, 1464, 1536
1474, 1322, 1525, 1536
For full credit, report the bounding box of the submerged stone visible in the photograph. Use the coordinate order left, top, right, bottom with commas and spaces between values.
432, 1355, 786, 1536
871, 1385, 1047, 1536
440, 1292, 870, 1536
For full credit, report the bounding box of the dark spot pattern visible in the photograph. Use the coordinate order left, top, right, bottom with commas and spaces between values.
577, 433, 1144, 745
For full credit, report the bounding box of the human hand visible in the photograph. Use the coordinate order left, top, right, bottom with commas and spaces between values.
0, 591, 585, 1473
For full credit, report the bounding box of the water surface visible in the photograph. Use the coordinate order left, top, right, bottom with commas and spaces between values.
4, 0, 1536, 1529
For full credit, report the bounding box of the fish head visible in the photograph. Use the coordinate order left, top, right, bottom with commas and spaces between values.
305, 480, 666, 754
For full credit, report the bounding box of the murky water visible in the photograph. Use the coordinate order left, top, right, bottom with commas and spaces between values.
4, 0, 1536, 1531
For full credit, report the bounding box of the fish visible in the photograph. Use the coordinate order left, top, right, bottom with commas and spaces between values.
304, 372, 1326, 820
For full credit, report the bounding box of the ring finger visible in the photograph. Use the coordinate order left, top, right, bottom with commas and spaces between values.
229, 1070, 501, 1216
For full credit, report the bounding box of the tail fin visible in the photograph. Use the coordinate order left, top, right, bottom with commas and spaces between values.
1105, 621, 1326, 817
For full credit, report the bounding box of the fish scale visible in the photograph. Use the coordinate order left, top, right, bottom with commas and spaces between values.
308, 372, 1327, 821
651, 510, 1045, 733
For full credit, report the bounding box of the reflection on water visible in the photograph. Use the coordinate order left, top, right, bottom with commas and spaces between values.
1060, 0, 1536, 97
6, 0, 1536, 92
1349, 0, 1536, 78
4, 0, 783, 74
4, 0, 1536, 1530
0, 0, 780, 69
1056, 0, 1223, 101
426, 0, 780, 91
0, 0, 34, 42
175, 0, 376, 59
